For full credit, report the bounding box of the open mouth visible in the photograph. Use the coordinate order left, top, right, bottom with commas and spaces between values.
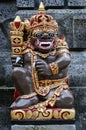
37, 40, 54, 50
40, 42, 52, 47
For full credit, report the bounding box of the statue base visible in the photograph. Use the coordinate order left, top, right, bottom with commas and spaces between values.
11, 108, 75, 120
11, 107, 76, 130
11, 108, 76, 129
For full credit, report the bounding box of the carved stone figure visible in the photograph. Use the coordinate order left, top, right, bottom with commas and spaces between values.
10, 2, 75, 120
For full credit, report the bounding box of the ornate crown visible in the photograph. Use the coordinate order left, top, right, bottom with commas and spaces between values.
29, 2, 58, 35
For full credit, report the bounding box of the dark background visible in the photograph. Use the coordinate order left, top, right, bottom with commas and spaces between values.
0, 0, 86, 130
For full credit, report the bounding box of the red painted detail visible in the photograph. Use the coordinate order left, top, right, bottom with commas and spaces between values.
14, 89, 20, 100
15, 22, 20, 28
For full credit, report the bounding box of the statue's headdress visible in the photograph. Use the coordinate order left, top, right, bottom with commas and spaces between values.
29, 2, 58, 35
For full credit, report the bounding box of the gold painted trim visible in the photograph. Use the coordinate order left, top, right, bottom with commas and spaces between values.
49, 62, 59, 75
11, 108, 75, 120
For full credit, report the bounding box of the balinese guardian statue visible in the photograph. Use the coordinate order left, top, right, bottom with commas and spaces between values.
10, 2, 75, 120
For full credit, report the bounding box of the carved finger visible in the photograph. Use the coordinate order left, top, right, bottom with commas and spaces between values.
37, 68, 43, 73
35, 59, 44, 64
38, 71, 45, 75
36, 61, 43, 66
35, 64, 44, 69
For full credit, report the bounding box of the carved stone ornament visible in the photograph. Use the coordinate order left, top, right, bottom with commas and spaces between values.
10, 2, 75, 120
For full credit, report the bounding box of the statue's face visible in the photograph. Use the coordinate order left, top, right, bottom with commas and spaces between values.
31, 29, 56, 53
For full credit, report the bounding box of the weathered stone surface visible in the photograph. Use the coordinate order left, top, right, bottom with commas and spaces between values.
11, 124, 76, 130
34, 0, 40, 9
0, 106, 11, 130
0, 1, 16, 50
72, 87, 86, 130
73, 15, 86, 48
0, 52, 11, 65
72, 87, 86, 114
68, 0, 86, 7
0, 87, 14, 106
0, 28, 8, 50
0, 52, 12, 87
0, 30, 11, 50
0, 1, 17, 21
69, 51, 86, 86
42, 0, 64, 8
4, 65, 13, 87
0, 65, 5, 86
17, 0, 34, 8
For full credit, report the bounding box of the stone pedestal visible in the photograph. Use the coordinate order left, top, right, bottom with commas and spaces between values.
11, 120, 76, 130
12, 124, 76, 130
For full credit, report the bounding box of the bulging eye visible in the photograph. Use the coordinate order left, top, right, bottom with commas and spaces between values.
35, 32, 42, 38
48, 32, 54, 37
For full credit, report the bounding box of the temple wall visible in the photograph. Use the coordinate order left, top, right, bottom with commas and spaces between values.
0, 0, 86, 130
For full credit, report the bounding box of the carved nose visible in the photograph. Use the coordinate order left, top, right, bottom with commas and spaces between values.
41, 33, 49, 39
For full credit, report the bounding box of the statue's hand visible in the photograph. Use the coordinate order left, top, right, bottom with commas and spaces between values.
11, 56, 23, 67
35, 59, 52, 76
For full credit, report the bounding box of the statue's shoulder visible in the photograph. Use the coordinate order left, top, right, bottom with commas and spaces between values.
55, 36, 69, 49
22, 42, 33, 55
55, 36, 70, 55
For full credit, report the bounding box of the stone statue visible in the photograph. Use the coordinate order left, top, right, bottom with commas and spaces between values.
10, 2, 75, 120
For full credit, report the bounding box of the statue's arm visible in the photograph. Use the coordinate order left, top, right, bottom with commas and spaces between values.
48, 37, 71, 75
49, 48, 71, 75
55, 50, 71, 70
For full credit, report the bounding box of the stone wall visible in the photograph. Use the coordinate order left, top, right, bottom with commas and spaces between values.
0, 0, 86, 130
